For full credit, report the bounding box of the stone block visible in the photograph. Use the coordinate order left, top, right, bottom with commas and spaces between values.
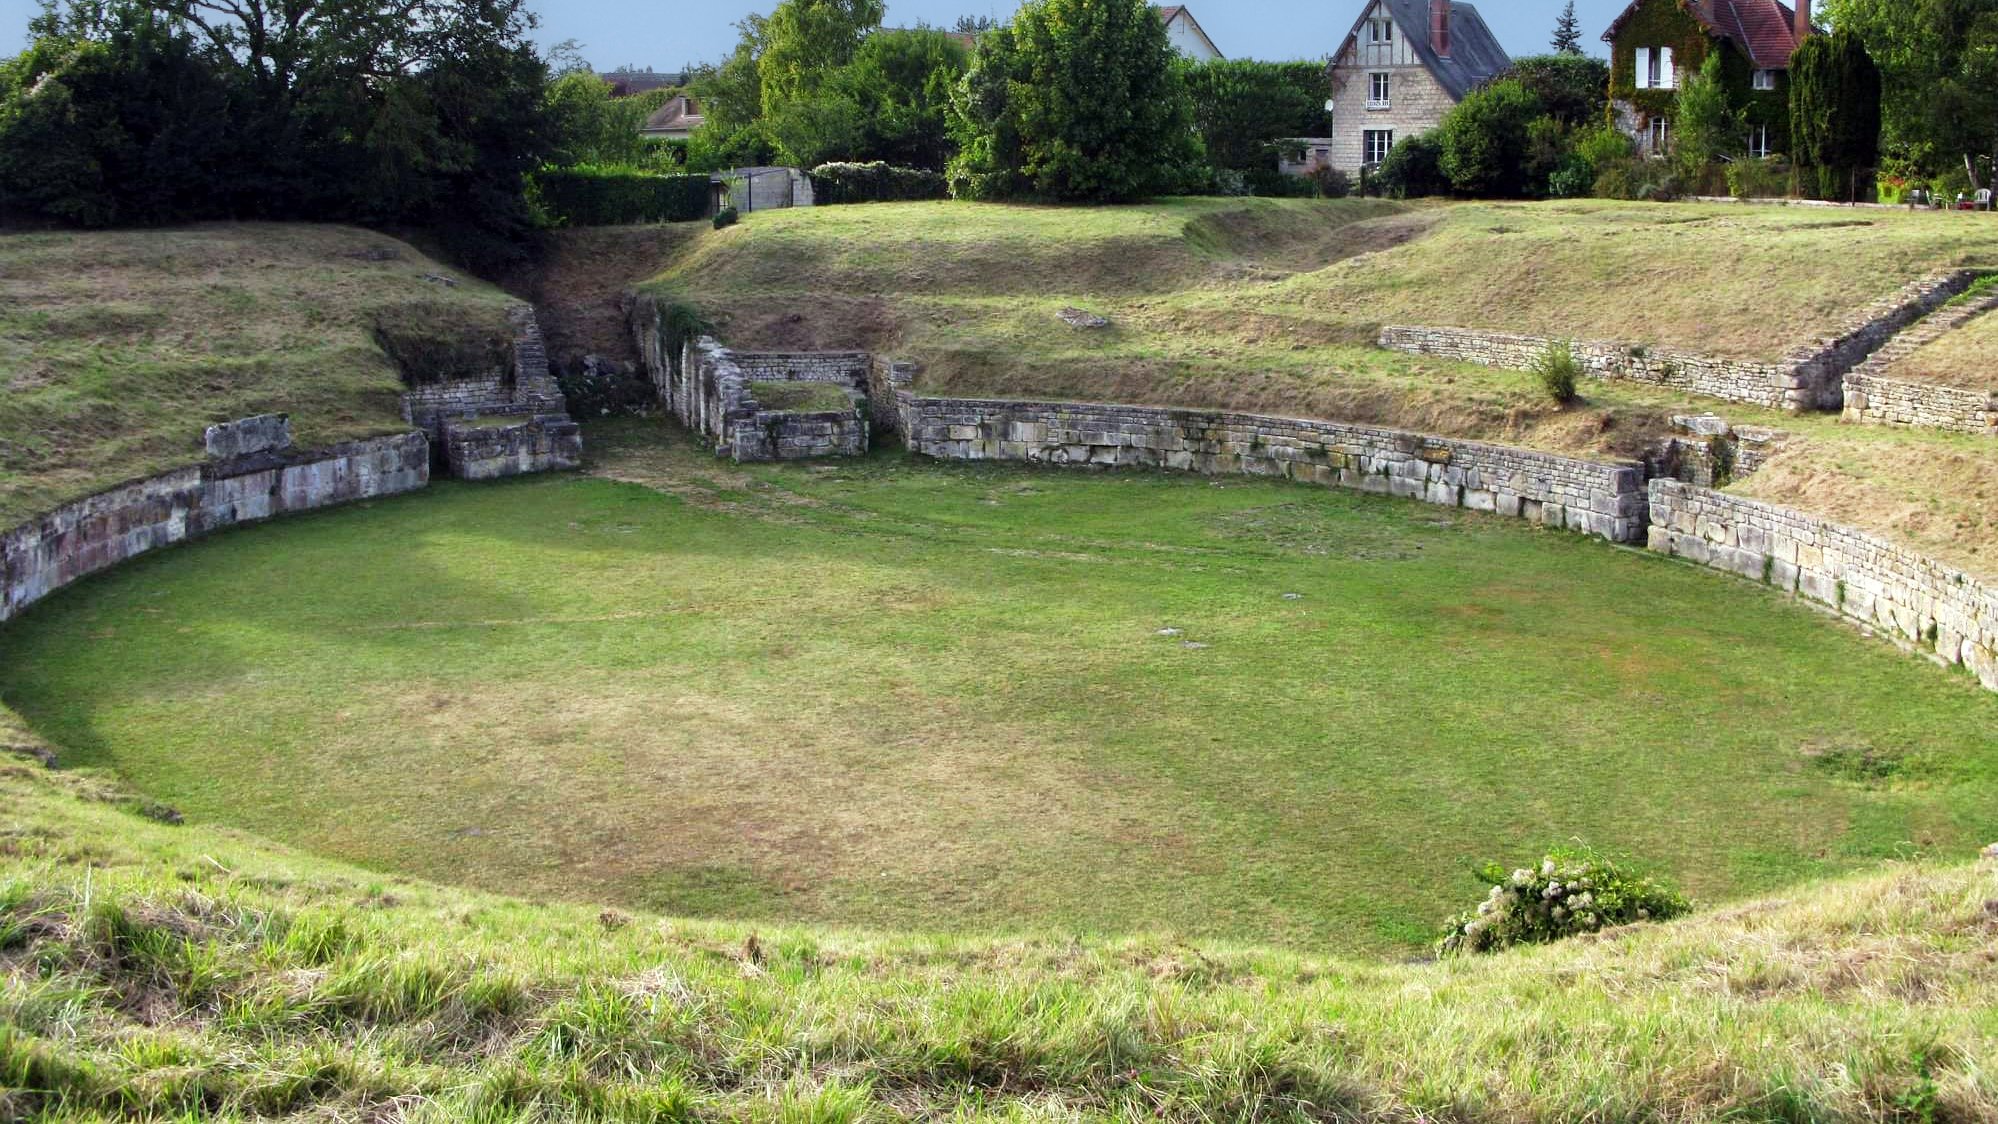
205, 414, 293, 460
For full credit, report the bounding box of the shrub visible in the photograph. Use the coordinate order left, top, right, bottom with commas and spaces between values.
556, 357, 655, 419
1312, 167, 1354, 199
809, 161, 948, 204
1727, 157, 1792, 200
1438, 847, 1691, 956
1437, 79, 1544, 197
712, 207, 740, 230
1243, 167, 1319, 198
1547, 154, 1596, 198
1182, 59, 1330, 173
1532, 339, 1582, 405
531, 166, 710, 226
1371, 133, 1448, 198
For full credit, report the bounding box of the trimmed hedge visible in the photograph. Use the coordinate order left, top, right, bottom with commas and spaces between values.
533, 165, 710, 226
809, 162, 948, 205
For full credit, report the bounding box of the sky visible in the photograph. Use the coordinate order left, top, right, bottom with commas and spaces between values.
1, 1, 1625, 66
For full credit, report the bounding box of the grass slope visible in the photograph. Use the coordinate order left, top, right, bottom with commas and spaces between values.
1886, 306, 1998, 393
631, 198, 1998, 577
0, 224, 518, 525
2, 754, 1995, 1122
3, 421, 1994, 956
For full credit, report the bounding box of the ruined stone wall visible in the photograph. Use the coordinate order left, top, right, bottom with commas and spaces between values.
630, 315, 868, 462
1380, 271, 1984, 413
1843, 372, 1998, 434
733, 352, 871, 390
899, 395, 1647, 542
444, 416, 584, 481
401, 306, 567, 439
0, 433, 429, 624
731, 410, 868, 460
1648, 480, 1998, 692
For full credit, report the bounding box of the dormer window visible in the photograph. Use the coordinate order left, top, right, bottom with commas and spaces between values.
1368, 17, 1393, 43
1752, 69, 1777, 90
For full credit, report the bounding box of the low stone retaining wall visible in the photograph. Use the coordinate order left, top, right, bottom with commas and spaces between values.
632, 312, 869, 462
1648, 480, 1998, 691
734, 351, 871, 388
0, 433, 429, 624
736, 409, 868, 460
401, 306, 568, 441
899, 395, 1647, 542
1843, 372, 1998, 434
443, 416, 583, 481
1380, 271, 1984, 413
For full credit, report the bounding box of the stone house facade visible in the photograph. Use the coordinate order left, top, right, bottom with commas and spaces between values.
1603, 0, 1807, 158
1324, 0, 1509, 176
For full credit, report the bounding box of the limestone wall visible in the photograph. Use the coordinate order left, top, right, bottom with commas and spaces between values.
0, 433, 429, 624
401, 305, 566, 439
1843, 372, 1998, 434
632, 314, 870, 462
443, 416, 584, 481
1648, 480, 1998, 692
734, 352, 871, 389
899, 395, 1647, 542
733, 409, 868, 460
1380, 271, 1984, 413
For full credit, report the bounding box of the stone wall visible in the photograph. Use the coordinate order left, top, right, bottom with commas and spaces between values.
632, 310, 870, 462
204, 414, 292, 460
899, 395, 1647, 542
401, 305, 567, 440
0, 433, 429, 624
733, 352, 871, 388
1648, 480, 1998, 692
1380, 271, 1985, 413
1843, 372, 1998, 434
733, 409, 868, 460
443, 416, 584, 481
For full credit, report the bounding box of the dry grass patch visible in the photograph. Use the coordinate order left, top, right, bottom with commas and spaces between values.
1885, 304, 1998, 393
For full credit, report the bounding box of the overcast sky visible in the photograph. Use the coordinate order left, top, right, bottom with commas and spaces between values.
2, 1, 1625, 68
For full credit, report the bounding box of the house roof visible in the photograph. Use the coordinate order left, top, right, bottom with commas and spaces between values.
1332, 1, 1510, 101
1602, 0, 1806, 69
1155, 5, 1224, 58
641, 96, 704, 136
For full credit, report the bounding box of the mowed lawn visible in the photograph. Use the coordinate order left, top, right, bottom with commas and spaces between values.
3, 421, 1995, 954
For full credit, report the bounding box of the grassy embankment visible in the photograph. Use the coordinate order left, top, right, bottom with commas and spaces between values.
624, 198, 1998, 576
3, 422, 1993, 957
1885, 278, 1998, 392
0, 225, 518, 526
2, 748, 1995, 1122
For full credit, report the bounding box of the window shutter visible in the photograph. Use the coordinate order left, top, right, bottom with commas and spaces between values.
1661, 47, 1676, 88
1635, 48, 1652, 89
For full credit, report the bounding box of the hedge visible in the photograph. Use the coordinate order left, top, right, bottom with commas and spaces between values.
809, 162, 948, 205
533, 165, 710, 226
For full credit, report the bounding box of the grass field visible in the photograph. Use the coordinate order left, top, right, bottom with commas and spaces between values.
2, 421, 1993, 957
1886, 304, 1998, 392
0, 224, 517, 525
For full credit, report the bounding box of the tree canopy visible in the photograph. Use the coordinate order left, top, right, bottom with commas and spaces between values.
1791, 27, 1883, 200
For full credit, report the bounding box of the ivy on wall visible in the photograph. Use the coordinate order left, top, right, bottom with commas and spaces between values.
1605, 0, 1788, 147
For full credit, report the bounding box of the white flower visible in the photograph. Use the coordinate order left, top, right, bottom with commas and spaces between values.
1477, 900, 1494, 915
1512, 869, 1532, 886
1542, 859, 1557, 876
1552, 906, 1568, 921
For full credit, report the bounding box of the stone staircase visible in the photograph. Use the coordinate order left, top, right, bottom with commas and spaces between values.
1851, 289, 1998, 378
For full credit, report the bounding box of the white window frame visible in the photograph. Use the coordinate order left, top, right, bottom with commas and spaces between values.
1747, 124, 1770, 159
1649, 116, 1670, 152
1368, 72, 1391, 109
1637, 46, 1677, 90
1368, 17, 1393, 44
1364, 129, 1395, 165
1752, 69, 1776, 90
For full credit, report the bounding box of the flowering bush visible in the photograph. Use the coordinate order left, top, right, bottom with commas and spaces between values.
1438, 848, 1690, 956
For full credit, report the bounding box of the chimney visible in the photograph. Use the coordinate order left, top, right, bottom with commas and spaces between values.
1794, 0, 1813, 43
1431, 0, 1452, 57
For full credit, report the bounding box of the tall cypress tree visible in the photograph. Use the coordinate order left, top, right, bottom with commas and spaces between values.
1791, 29, 1884, 201
1552, 2, 1585, 55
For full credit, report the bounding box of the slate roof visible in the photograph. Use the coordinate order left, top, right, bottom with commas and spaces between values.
599, 71, 687, 97
1602, 0, 1807, 69
641, 96, 704, 136
1333, 1, 1510, 101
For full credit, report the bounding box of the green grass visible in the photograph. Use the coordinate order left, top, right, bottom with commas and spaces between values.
1885, 302, 1998, 392
2, 728, 1996, 1122
0, 224, 518, 525
2, 419, 1993, 958
749, 380, 857, 412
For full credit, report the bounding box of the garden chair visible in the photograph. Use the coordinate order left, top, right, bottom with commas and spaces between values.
1977, 188, 1995, 212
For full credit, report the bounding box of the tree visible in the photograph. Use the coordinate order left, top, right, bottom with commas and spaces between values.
947, 0, 1200, 201
1437, 78, 1543, 196
1502, 54, 1609, 128
1552, 1, 1584, 54
954, 15, 998, 34
1182, 60, 1327, 172
756, 0, 884, 111
1371, 132, 1448, 197
1672, 49, 1743, 181
1791, 27, 1882, 200
836, 28, 970, 169
1821, 0, 1997, 187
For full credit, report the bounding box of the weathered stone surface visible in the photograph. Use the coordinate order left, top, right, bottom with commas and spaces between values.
629, 311, 871, 463
1057, 307, 1110, 329
204, 414, 293, 460
1381, 270, 1986, 413
1, 433, 429, 624
897, 395, 1648, 543
1649, 479, 1998, 695
401, 305, 568, 440
443, 415, 583, 481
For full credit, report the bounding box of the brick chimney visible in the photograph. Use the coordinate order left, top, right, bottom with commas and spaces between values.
1794, 0, 1813, 44
1431, 0, 1452, 57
